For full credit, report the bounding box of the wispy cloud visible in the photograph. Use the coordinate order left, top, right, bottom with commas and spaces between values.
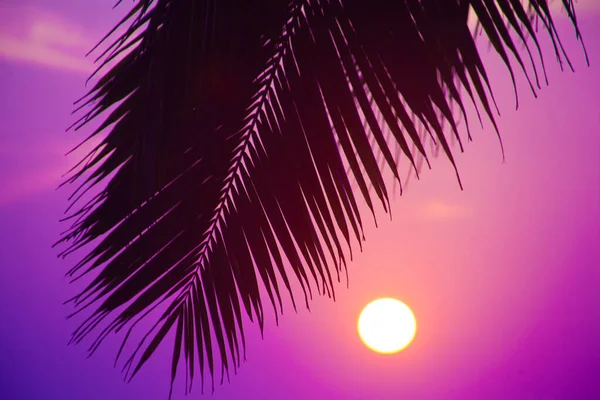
0, 136, 103, 207
419, 200, 472, 220
0, 7, 95, 74
0, 166, 66, 206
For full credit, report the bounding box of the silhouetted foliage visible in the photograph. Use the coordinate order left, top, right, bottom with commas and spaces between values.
57, 0, 587, 396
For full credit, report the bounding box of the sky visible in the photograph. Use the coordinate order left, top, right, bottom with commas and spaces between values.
0, 1, 599, 399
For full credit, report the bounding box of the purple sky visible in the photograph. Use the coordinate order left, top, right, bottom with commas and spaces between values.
1, 2, 599, 399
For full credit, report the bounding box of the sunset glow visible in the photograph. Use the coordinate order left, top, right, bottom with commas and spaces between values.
1, 2, 599, 399
358, 298, 417, 354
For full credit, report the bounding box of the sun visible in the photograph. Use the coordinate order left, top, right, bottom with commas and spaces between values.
357, 298, 417, 354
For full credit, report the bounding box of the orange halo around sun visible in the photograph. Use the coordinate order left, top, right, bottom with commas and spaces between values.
357, 298, 417, 354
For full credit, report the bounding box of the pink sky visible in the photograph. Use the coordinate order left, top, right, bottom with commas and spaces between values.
1, 2, 599, 399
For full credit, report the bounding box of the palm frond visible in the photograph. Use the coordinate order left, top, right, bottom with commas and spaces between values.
57, 0, 587, 395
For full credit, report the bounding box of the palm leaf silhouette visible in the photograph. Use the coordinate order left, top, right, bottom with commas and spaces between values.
56, 0, 588, 396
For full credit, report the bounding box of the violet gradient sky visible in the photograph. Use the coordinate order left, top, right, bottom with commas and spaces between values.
1, 2, 599, 399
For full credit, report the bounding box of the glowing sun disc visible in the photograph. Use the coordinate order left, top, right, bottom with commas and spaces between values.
357, 298, 417, 354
